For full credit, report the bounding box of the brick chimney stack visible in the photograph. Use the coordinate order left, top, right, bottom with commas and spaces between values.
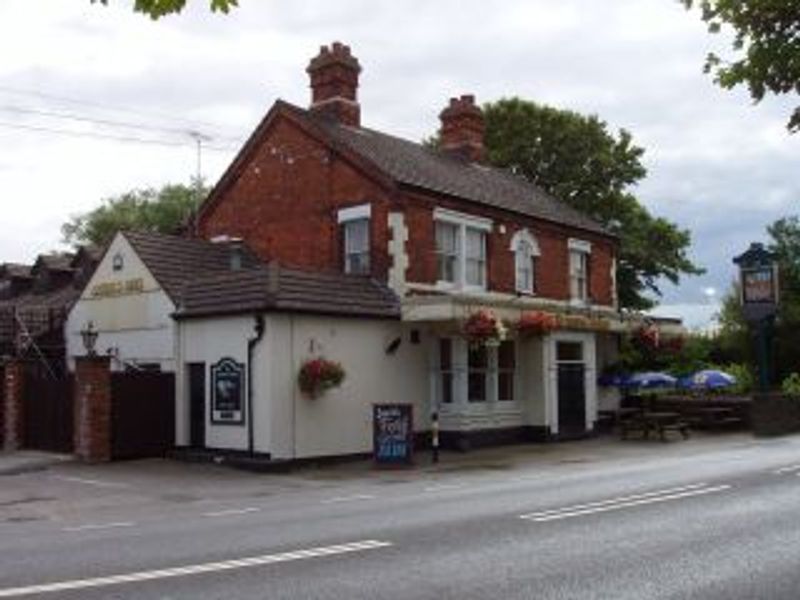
439, 95, 485, 162
306, 42, 362, 127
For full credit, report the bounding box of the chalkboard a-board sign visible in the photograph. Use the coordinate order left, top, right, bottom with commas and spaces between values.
373, 404, 414, 466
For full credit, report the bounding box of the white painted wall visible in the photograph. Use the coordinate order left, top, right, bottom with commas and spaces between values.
519, 336, 548, 427
175, 315, 266, 452
66, 233, 176, 372
268, 315, 428, 460
176, 313, 428, 460
596, 333, 622, 411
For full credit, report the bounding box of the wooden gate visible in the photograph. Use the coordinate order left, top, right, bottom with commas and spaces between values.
23, 363, 74, 453
111, 372, 175, 460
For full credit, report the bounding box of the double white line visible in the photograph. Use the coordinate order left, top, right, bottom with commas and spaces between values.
520, 483, 731, 523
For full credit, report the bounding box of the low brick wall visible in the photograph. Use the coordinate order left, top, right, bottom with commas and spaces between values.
752, 393, 800, 437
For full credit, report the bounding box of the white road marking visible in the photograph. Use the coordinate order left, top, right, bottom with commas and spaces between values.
520, 484, 731, 522
321, 494, 376, 504
423, 483, 464, 493
0, 540, 392, 598
774, 464, 800, 474
203, 507, 261, 518
62, 522, 135, 532
521, 483, 709, 519
51, 476, 130, 489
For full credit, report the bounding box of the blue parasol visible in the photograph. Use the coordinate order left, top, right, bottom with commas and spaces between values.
678, 369, 737, 390
622, 372, 677, 390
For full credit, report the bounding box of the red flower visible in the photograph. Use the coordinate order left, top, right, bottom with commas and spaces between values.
517, 311, 559, 336
298, 358, 345, 398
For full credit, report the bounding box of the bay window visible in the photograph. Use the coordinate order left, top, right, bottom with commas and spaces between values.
436, 338, 517, 407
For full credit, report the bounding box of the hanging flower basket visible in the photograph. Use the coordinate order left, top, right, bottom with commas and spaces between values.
298, 357, 346, 398
463, 309, 507, 347
516, 311, 559, 337
632, 325, 660, 352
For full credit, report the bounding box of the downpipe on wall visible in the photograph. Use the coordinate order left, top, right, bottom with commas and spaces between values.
247, 314, 266, 455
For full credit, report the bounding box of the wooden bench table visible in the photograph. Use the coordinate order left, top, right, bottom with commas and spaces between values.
620, 411, 690, 442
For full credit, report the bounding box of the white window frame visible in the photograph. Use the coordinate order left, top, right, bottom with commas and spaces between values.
338, 204, 371, 275
510, 229, 540, 294
568, 238, 591, 304
433, 208, 492, 291
435, 337, 518, 409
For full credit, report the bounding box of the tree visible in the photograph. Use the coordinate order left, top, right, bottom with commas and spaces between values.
478, 98, 703, 310
62, 181, 207, 247
682, 0, 800, 132
91, 0, 238, 19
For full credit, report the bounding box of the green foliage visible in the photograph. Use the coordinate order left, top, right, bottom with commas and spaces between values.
665, 335, 714, 377
723, 363, 755, 395
480, 98, 703, 310
682, 0, 800, 132
782, 373, 800, 396
92, 0, 238, 19
62, 181, 207, 247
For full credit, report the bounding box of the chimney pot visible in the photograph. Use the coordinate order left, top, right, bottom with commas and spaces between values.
307, 41, 362, 127
439, 93, 485, 163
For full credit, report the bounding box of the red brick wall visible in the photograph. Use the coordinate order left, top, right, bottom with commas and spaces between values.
198, 117, 392, 280
199, 114, 616, 306
74, 357, 112, 463
399, 191, 616, 305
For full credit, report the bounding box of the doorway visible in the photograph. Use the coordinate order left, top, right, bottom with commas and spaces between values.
556, 341, 586, 438
188, 363, 206, 448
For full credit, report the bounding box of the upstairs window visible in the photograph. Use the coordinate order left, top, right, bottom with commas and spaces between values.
511, 229, 540, 294
435, 221, 459, 284
434, 208, 492, 290
569, 239, 591, 303
338, 204, 371, 275
465, 228, 487, 287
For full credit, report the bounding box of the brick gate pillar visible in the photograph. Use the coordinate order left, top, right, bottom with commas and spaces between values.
74, 356, 112, 462
3, 361, 26, 451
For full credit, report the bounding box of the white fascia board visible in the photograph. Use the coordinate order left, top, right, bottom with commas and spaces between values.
337, 203, 371, 224
433, 207, 492, 231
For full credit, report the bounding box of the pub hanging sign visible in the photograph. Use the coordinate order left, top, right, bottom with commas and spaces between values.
733, 242, 779, 322
211, 357, 245, 425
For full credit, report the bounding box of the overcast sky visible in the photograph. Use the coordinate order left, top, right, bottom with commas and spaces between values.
1, 0, 798, 328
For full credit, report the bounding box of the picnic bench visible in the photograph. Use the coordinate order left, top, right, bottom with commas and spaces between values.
619, 410, 690, 442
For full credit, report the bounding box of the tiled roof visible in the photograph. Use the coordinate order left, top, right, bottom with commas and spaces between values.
176, 264, 400, 320
0, 284, 79, 311
122, 230, 262, 302
35, 253, 75, 273
0, 263, 33, 279
286, 102, 609, 236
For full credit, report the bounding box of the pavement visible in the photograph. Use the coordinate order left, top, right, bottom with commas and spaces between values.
0, 450, 72, 476
0, 430, 752, 482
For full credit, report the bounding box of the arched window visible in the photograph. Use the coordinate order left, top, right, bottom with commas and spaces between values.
510, 229, 540, 294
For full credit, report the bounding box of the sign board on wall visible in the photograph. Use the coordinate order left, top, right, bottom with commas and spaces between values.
211, 358, 245, 425
90, 278, 145, 298
373, 404, 414, 465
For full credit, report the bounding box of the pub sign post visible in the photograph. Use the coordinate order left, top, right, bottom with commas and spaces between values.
733, 243, 779, 392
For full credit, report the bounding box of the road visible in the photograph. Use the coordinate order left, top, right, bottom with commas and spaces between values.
2, 434, 800, 598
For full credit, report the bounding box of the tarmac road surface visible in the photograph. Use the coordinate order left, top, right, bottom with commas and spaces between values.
2, 434, 800, 599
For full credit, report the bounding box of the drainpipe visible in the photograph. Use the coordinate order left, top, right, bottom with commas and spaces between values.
247, 314, 266, 455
